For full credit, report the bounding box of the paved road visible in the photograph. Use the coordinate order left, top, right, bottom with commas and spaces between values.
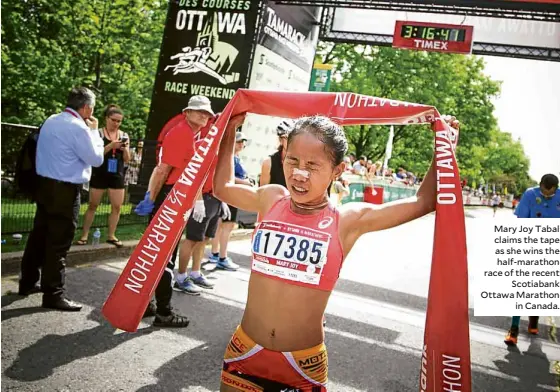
2, 207, 559, 391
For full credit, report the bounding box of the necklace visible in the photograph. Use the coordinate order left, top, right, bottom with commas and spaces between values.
291, 197, 330, 211
105, 127, 118, 141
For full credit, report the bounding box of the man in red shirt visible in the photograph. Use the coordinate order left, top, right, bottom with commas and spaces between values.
135, 95, 214, 327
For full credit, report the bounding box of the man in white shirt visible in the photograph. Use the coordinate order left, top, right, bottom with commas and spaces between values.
352, 155, 367, 175
19, 87, 104, 311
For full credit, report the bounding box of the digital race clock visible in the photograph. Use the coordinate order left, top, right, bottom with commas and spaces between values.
392, 21, 474, 55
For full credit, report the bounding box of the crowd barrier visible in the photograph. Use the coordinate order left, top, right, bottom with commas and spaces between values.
339, 176, 418, 205
338, 176, 515, 209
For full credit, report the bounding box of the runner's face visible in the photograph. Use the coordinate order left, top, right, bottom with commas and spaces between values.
284, 133, 343, 204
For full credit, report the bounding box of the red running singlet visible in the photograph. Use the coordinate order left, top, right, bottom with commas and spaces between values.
251, 197, 344, 292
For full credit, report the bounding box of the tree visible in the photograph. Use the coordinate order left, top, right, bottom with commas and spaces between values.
1, 0, 167, 138
480, 130, 534, 195
315, 43, 532, 191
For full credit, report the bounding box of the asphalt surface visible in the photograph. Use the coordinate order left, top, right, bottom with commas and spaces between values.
2, 207, 559, 392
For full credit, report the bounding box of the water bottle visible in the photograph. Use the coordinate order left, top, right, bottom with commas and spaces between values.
92, 228, 101, 246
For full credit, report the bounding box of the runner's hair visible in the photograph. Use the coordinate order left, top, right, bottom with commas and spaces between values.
288, 115, 348, 166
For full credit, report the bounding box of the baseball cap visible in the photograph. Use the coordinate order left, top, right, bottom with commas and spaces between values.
182, 95, 214, 116
236, 132, 248, 142
276, 119, 294, 137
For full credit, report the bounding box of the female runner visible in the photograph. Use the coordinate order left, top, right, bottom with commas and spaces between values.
214, 114, 458, 391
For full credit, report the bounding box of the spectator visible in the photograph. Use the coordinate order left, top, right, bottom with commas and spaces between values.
175, 158, 237, 294
77, 105, 130, 247
134, 95, 215, 327
125, 139, 143, 186
491, 193, 501, 217
366, 161, 378, 181
18, 87, 104, 311
210, 131, 253, 266
352, 155, 367, 175
504, 173, 560, 345
374, 161, 383, 176
396, 167, 408, 180
342, 156, 352, 172
259, 119, 294, 187
330, 175, 350, 206
407, 171, 417, 186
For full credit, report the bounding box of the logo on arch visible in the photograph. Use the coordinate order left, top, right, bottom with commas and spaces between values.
318, 217, 334, 229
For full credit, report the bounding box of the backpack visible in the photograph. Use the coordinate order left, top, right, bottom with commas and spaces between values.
14, 124, 42, 199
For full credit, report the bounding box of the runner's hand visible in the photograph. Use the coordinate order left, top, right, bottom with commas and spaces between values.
221, 202, 231, 220
192, 199, 206, 223
442, 114, 460, 130
228, 113, 246, 131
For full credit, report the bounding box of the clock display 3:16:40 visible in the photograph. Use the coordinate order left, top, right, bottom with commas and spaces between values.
401, 25, 466, 42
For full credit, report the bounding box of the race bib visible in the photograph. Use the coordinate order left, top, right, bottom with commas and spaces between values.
107, 158, 118, 173
252, 221, 330, 285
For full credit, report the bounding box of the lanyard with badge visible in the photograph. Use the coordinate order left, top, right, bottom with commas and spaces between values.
106, 129, 119, 174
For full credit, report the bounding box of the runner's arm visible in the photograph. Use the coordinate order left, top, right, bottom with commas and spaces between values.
343, 155, 437, 236
214, 115, 285, 213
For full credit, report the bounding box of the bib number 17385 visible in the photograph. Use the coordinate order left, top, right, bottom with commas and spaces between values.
259, 232, 323, 264
253, 222, 329, 266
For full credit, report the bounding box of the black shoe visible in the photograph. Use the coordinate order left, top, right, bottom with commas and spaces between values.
18, 283, 41, 296
42, 297, 83, 312
143, 301, 157, 318
153, 311, 190, 328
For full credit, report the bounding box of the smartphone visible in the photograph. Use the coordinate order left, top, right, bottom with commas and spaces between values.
120, 137, 129, 149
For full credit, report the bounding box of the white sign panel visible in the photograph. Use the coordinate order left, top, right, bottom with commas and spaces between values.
332, 8, 560, 49
240, 2, 320, 178
240, 44, 314, 177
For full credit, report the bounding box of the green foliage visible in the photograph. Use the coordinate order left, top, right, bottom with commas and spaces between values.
316, 42, 532, 190
480, 131, 535, 195
1, 0, 167, 138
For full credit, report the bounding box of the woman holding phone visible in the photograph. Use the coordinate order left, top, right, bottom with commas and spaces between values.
77, 104, 130, 247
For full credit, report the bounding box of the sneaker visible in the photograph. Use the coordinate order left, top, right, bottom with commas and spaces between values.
504, 326, 519, 346
153, 311, 190, 328
207, 253, 219, 263
216, 257, 240, 271
174, 277, 202, 295
191, 274, 215, 289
